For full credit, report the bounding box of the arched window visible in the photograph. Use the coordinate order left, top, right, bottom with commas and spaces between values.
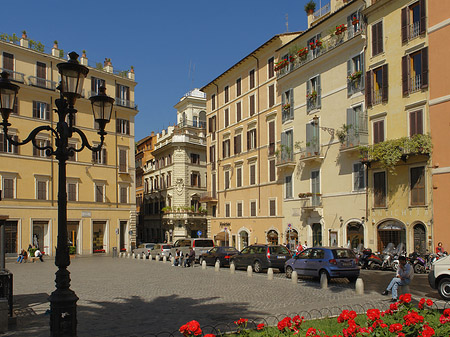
347, 222, 364, 249
267, 230, 279, 245
286, 229, 298, 247
413, 223, 426, 254
377, 220, 406, 252
239, 231, 249, 250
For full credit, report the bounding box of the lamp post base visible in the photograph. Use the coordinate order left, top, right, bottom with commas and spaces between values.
49, 284, 78, 337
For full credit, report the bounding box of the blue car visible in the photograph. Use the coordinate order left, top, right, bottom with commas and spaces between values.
284, 247, 360, 282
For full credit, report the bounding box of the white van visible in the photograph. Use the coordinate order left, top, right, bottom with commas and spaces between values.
428, 254, 450, 300
170, 238, 214, 261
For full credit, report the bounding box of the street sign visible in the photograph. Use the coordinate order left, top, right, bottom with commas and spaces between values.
288, 224, 291, 227
197, 230, 202, 237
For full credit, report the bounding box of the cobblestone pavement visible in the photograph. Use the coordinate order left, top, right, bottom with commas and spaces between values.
4, 256, 442, 336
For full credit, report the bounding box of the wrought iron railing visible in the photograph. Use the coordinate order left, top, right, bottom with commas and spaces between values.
410, 74, 421, 93
409, 21, 421, 40
28, 76, 57, 90
372, 89, 383, 105
115, 97, 137, 109
178, 119, 206, 129
312, 2, 330, 21
0, 68, 25, 83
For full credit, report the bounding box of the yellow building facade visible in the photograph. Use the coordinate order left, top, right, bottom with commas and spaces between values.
363, 0, 432, 253
0, 36, 138, 256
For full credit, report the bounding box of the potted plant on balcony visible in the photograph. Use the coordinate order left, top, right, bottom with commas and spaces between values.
274, 58, 289, 71
304, 0, 316, 15
336, 124, 352, 145
309, 41, 316, 50
162, 206, 172, 213
306, 90, 318, 101
335, 23, 347, 35
297, 47, 309, 59
352, 16, 359, 25
289, 55, 296, 63
282, 103, 291, 112
348, 70, 362, 82
315, 39, 323, 48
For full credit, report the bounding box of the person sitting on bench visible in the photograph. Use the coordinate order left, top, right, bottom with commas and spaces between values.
381, 255, 413, 302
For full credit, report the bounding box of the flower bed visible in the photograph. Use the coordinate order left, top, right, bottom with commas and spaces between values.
179, 294, 450, 337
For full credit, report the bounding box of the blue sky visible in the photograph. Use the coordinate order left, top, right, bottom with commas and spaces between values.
3, 0, 314, 141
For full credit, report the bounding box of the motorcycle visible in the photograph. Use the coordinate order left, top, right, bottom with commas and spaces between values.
409, 251, 427, 274
359, 247, 383, 270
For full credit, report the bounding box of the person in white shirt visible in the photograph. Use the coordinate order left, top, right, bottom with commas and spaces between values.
34, 249, 44, 262
382, 255, 413, 301
302, 241, 308, 250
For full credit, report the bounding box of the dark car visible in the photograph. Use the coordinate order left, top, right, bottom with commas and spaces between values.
229, 245, 292, 273
285, 247, 360, 282
199, 246, 239, 267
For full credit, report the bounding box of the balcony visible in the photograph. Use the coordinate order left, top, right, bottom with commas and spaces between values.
408, 21, 421, 40
300, 143, 323, 162
372, 89, 383, 105
178, 119, 206, 129
276, 151, 296, 170
306, 96, 321, 112
300, 195, 323, 214
0, 68, 25, 83
282, 106, 294, 123
162, 207, 207, 220
28, 76, 57, 91
409, 74, 422, 94
312, 2, 330, 21
276, 24, 363, 79
340, 132, 368, 152
115, 97, 137, 109
348, 75, 364, 95
200, 192, 218, 203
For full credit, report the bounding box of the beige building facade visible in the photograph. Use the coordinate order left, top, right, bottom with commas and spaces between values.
0, 36, 138, 255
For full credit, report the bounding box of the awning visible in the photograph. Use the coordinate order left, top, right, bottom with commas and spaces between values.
215, 231, 226, 241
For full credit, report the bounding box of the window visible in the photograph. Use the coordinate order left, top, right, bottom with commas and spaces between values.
347, 11, 361, 37
120, 185, 128, 203
0, 134, 19, 154
345, 105, 367, 147
269, 199, 276, 216
402, 48, 428, 95
91, 77, 105, 95
67, 182, 77, 201
190, 153, 200, 164
191, 172, 201, 187
268, 84, 275, 108
167, 172, 171, 187
247, 129, 256, 150
311, 170, 321, 206
371, 21, 383, 56
410, 166, 425, 206
36, 62, 46, 87
36, 178, 48, 200
306, 121, 320, 154
306, 76, 321, 112
116, 84, 131, 107
285, 175, 292, 199
32, 101, 50, 120
225, 203, 231, 217
249, 69, 255, 89
211, 94, 216, 111
236, 78, 241, 96
224, 108, 229, 128
281, 130, 293, 162
353, 163, 366, 191
209, 145, 216, 168
268, 121, 275, 155
236, 166, 242, 187
250, 201, 257, 216
95, 183, 105, 203
222, 139, 230, 158
409, 110, 423, 137
373, 171, 386, 207
269, 159, 276, 182
2, 177, 14, 199
116, 119, 130, 135
268, 57, 274, 78
209, 115, 216, 140
237, 202, 243, 217
373, 120, 385, 144
234, 134, 241, 155
33, 139, 51, 157
249, 164, 256, 185
119, 149, 127, 172
282, 89, 294, 122
3, 52, 14, 71
347, 53, 365, 95
249, 95, 255, 116
236, 102, 242, 122
307, 34, 321, 58
67, 143, 76, 161
401, 1, 426, 42
92, 148, 107, 165
224, 86, 229, 103
366, 65, 388, 106
224, 170, 230, 190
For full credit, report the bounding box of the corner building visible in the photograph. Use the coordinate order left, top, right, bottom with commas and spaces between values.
202, 33, 301, 250
0, 37, 138, 255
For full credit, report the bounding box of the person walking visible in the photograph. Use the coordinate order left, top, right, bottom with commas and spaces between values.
381, 255, 413, 301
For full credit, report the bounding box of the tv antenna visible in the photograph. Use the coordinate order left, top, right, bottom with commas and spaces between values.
285, 13, 289, 32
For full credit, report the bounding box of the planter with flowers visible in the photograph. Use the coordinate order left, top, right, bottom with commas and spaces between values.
308, 41, 316, 50
335, 23, 347, 35
306, 90, 318, 101
315, 39, 323, 49
304, 1, 316, 15
274, 58, 289, 72
297, 47, 308, 59
348, 70, 362, 82
289, 55, 296, 63
282, 103, 291, 112
352, 16, 359, 25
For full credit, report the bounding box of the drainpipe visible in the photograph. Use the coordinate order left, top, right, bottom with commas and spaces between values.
50, 61, 55, 207
250, 55, 261, 211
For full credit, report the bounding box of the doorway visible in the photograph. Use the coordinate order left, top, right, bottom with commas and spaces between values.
93, 221, 106, 253
413, 223, 426, 254
32, 220, 50, 255
119, 221, 127, 252
67, 221, 79, 254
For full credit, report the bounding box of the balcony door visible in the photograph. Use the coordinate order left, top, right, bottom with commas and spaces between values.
311, 170, 320, 206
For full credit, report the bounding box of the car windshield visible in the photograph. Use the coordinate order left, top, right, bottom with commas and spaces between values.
194, 240, 214, 247
332, 249, 355, 259
162, 245, 171, 249
138, 244, 145, 248
269, 246, 290, 254
222, 247, 238, 253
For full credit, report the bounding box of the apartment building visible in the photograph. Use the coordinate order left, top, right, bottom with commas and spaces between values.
141, 89, 207, 243
0, 35, 138, 255
363, 0, 431, 253
201, 33, 301, 250
275, 0, 367, 249
428, 1, 450, 249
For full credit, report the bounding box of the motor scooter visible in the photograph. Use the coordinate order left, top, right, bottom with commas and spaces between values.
360, 247, 382, 269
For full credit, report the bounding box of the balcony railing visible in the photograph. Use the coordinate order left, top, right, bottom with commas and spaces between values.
0, 68, 25, 83
200, 191, 218, 202
312, 2, 330, 21
178, 119, 206, 129
306, 97, 320, 112
276, 150, 295, 168
28, 76, 57, 90
277, 24, 363, 79
373, 89, 383, 105
348, 75, 364, 95
409, 21, 421, 40
341, 110, 368, 150
300, 143, 322, 161
410, 74, 421, 93
282, 106, 294, 123
115, 97, 137, 109
300, 195, 322, 209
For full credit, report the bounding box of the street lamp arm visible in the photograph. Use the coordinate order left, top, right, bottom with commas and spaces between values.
3, 124, 59, 153
71, 126, 105, 153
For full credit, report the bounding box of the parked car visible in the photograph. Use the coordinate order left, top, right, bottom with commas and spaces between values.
428, 254, 450, 300
199, 246, 239, 267
170, 238, 215, 261
229, 245, 292, 273
149, 243, 172, 260
132, 243, 155, 258
285, 247, 360, 282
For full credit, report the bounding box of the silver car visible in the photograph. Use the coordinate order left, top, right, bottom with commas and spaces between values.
149, 244, 172, 260
132, 243, 155, 258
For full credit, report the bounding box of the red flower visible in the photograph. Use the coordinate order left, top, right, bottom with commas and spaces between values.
366, 309, 380, 321
399, 293, 411, 303
426, 299, 433, 306
337, 310, 357, 323
179, 320, 202, 336
256, 323, 265, 330
419, 298, 426, 309
305, 327, 317, 337
420, 324, 435, 337
403, 310, 424, 326
234, 318, 248, 326
277, 317, 292, 331
203, 335, 215, 337
389, 323, 403, 333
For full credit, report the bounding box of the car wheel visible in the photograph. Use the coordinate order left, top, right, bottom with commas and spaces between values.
438, 277, 450, 301
253, 261, 262, 273
215, 258, 221, 267
285, 266, 293, 279
319, 269, 330, 282
348, 276, 358, 283
414, 263, 425, 274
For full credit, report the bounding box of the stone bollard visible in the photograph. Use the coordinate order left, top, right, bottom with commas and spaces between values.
320, 272, 328, 289
202, 260, 206, 270
147, 255, 151, 262
155, 255, 160, 262
292, 271, 298, 284
247, 265, 253, 277
355, 278, 364, 295
0, 299, 8, 333
142, 254, 146, 260
230, 263, 236, 274
132, 253, 135, 259
163, 256, 167, 263
215, 261, 220, 272
127, 253, 131, 259
267, 268, 274, 280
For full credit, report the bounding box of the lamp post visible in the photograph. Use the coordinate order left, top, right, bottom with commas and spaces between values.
0, 52, 114, 336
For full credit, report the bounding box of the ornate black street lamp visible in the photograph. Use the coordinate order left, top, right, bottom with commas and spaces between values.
0, 51, 114, 336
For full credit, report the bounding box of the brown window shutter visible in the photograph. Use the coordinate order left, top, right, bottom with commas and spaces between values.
270, 159, 275, 181
0, 133, 4, 152
126, 86, 130, 101
382, 64, 388, 102
91, 77, 96, 92
401, 7, 408, 43
402, 56, 409, 96
116, 119, 120, 133
419, 0, 426, 35
234, 136, 237, 155
409, 111, 417, 137
373, 122, 379, 144
247, 131, 250, 150
250, 70, 255, 89
417, 110, 423, 135
211, 94, 215, 110
379, 120, 385, 142
222, 141, 226, 158
372, 24, 378, 56
268, 57, 274, 78
45, 103, 50, 120
116, 84, 120, 98
103, 148, 107, 164
13, 136, 19, 154
377, 22, 383, 54
236, 78, 241, 96
32, 101, 38, 118
236, 102, 241, 122
250, 165, 255, 184
250, 95, 255, 116
3, 53, 14, 71
269, 85, 274, 107
365, 71, 372, 107
421, 47, 428, 89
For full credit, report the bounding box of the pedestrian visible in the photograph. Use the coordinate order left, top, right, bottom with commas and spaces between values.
174, 249, 183, 266
35, 248, 44, 262
17, 249, 27, 263
296, 242, 303, 253
302, 241, 308, 250
436, 242, 445, 255
381, 255, 413, 301
184, 247, 195, 267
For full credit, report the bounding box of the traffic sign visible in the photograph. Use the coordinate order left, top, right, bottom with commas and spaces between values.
197, 230, 202, 237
